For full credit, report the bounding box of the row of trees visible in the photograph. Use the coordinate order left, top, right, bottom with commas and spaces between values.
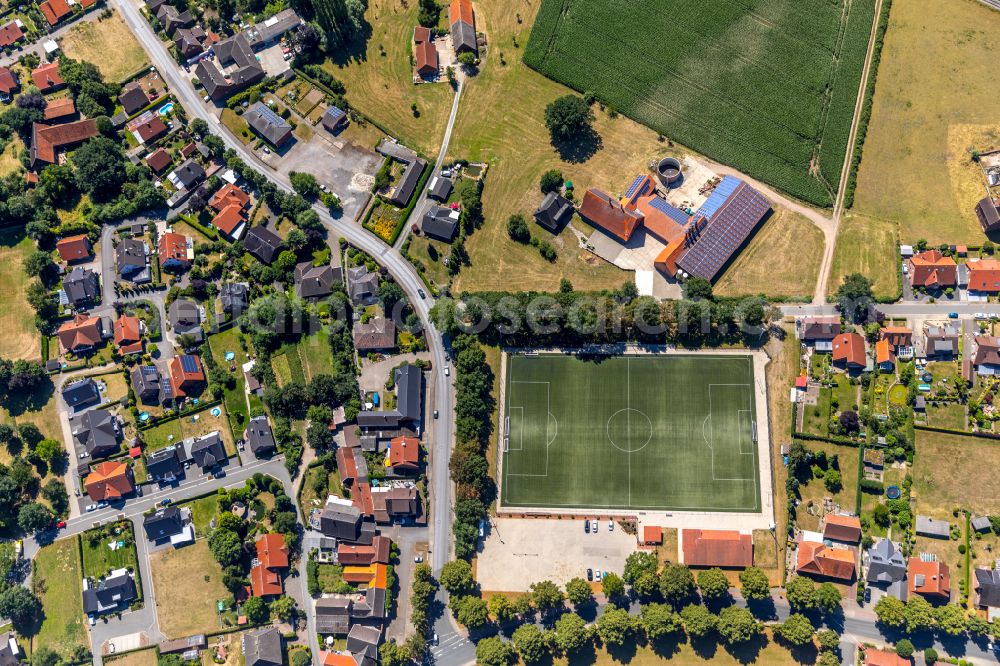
874, 594, 998, 638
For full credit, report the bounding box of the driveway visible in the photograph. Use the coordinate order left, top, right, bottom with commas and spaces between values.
358, 352, 432, 393
382, 524, 428, 641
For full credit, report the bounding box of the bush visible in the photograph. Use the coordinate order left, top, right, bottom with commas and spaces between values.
506, 214, 530, 243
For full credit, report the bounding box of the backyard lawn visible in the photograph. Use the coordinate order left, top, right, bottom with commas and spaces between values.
206, 327, 252, 439
852, 0, 1000, 244
150, 540, 229, 638
914, 430, 1000, 517
81, 524, 141, 601
0, 137, 22, 177
827, 213, 899, 301
106, 649, 158, 666
715, 208, 825, 300
926, 402, 966, 430
794, 441, 860, 532
32, 538, 88, 658
141, 405, 236, 456
182, 493, 222, 535
298, 465, 342, 520
0, 229, 40, 360
59, 11, 147, 83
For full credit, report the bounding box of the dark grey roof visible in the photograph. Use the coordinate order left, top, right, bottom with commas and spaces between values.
319, 502, 375, 543
189, 432, 226, 468
0, 632, 21, 666
376, 138, 417, 163
315, 597, 351, 634
420, 205, 458, 241
347, 266, 379, 303
394, 364, 422, 423
73, 409, 119, 458
146, 444, 182, 482
427, 176, 453, 202
116, 238, 147, 275
63, 266, 100, 306
82, 572, 137, 615
450, 18, 477, 54
976, 568, 1000, 608
63, 378, 101, 409
388, 158, 426, 207
145, 0, 167, 13
916, 515, 950, 537
130, 364, 164, 404
174, 26, 207, 58
169, 159, 205, 190
169, 299, 200, 328
245, 415, 276, 456
294, 262, 336, 299
356, 410, 403, 429
866, 539, 906, 587
346, 624, 380, 661
245, 102, 293, 147
220, 282, 249, 314
245, 9, 301, 48
243, 626, 283, 666
158, 6, 194, 35
973, 516, 992, 532
143, 506, 184, 540
119, 81, 150, 116
322, 106, 347, 132
534, 191, 573, 231
244, 226, 283, 264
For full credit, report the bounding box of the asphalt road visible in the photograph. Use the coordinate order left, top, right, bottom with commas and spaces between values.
780, 302, 998, 317
108, 3, 459, 660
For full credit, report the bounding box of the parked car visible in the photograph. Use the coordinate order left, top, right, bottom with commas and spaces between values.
608, 520, 614, 531
85, 504, 98, 512
160, 498, 174, 507
433, 410, 439, 419
975, 312, 990, 320
56, 521, 66, 529
584, 519, 590, 533
595, 570, 602, 581
78, 451, 89, 459
96, 501, 108, 509
586, 568, 593, 581
592, 521, 598, 533
418, 289, 426, 299
949, 312, 959, 318
414, 555, 423, 563
444, 366, 450, 376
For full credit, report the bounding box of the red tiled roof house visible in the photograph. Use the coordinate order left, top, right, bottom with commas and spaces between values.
831, 332, 867, 370
682, 529, 753, 568
56, 234, 93, 263
908, 250, 957, 289
250, 532, 289, 597
85, 461, 135, 501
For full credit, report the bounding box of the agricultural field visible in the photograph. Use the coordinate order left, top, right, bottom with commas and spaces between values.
60, 11, 147, 83
827, 213, 899, 301
0, 229, 40, 360
32, 538, 88, 659
715, 208, 825, 300
149, 540, 229, 638
524, 0, 878, 207
914, 430, 1000, 518
853, 0, 1000, 244
320, 0, 453, 156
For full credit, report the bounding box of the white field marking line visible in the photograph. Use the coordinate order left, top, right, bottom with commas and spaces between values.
508, 407, 524, 451
705, 384, 758, 487
628, 356, 631, 506
504, 380, 556, 478
738, 410, 754, 455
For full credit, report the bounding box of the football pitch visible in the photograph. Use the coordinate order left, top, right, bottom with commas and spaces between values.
500, 353, 762, 512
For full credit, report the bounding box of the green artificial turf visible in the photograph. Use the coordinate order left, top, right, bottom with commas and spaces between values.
501, 353, 761, 512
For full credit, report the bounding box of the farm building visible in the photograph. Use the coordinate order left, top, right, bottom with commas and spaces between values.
449, 0, 477, 55
322, 106, 348, 133
245, 102, 294, 148
413, 26, 438, 77
915, 516, 950, 539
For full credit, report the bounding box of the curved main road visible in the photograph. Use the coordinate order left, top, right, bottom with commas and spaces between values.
107, 2, 461, 660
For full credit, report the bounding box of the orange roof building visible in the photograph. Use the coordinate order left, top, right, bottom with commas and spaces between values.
875, 339, 894, 367
209, 183, 250, 212
908, 250, 957, 288
337, 535, 391, 566
579, 188, 643, 243
30, 119, 98, 167
208, 184, 251, 238
168, 354, 205, 398
57, 314, 103, 354
85, 461, 134, 501
831, 332, 867, 369
146, 148, 172, 173
796, 541, 855, 581
642, 526, 662, 545
0, 67, 19, 96
682, 529, 753, 568
389, 436, 420, 472
908, 557, 950, 600
56, 234, 93, 263
113, 314, 143, 355
413, 26, 438, 76
0, 20, 24, 48
250, 532, 289, 597
31, 61, 64, 91
967, 258, 1000, 293
319, 653, 356, 666
131, 116, 168, 144
39, 0, 72, 25
880, 326, 913, 349
863, 647, 909, 666
43, 97, 76, 122
158, 232, 192, 269
822, 514, 862, 543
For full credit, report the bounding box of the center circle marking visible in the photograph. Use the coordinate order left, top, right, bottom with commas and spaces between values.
606, 408, 653, 453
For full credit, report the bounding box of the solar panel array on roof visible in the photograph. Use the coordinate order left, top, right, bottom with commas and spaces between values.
180, 355, 200, 373
648, 197, 691, 225
693, 175, 741, 221
254, 103, 287, 128
623, 174, 648, 201
676, 182, 771, 281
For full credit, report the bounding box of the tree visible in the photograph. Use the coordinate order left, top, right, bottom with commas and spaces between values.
539, 169, 563, 193
530, 579, 564, 613
31, 647, 59, 666
208, 527, 243, 566
0, 585, 41, 631
823, 468, 842, 493
554, 612, 590, 652
23, 250, 54, 280
216, 512, 246, 537
873, 503, 891, 528
379, 643, 409, 666
295, 208, 324, 231
775, 613, 814, 646
17, 502, 51, 534
817, 652, 840, 666
269, 595, 297, 622
242, 595, 268, 624
697, 568, 729, 599
290, 171, 321, 198
17, 424, 42, 449
474, 636, 515, 666
511, 623, 547, 663
42, 478, 68, 515
683, 277, 713, 301
816, 628, 840, 651
417, 0, 440, 27
680, 603, 717, 639
35, 438, 62, 468
488, 594, 517, 623
506, 214, 531, 243
601, 571, 626, 602
439, 559, 474, 595
640, 603, 682, 640
895, 638, 914, 659
739, 566, 771, 600
924, 647, 939, 664
934, 603, 967, 636
454, 595, 488, 628
72, 136, 127, 201
785, 576, 816, 611
717, 606, 760, 645
543, 95, 594, 142
596, 606, 638, 647
815, 582, 841, 613
838, 410, 860, 434
623, 550, 658, 585
904, 595, 935, 633
565, 577, 593, 606
873, 595, 906, 628
835, 273, 875, 322
660, 563, 695, 604
457, 51, 477, 68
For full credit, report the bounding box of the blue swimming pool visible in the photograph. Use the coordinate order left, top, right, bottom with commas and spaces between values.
158, 102, 174, 115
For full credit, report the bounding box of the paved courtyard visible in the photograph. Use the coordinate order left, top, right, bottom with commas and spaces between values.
476, 518, 636, 592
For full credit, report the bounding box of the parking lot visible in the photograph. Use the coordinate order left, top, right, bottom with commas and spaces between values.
476, 517, 637, 592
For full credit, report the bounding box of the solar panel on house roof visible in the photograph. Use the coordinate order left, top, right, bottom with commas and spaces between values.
693, 175, 741, 221
255, 104, 288, 128
623, 174, 648, 200
676, 181, 771, 281
180, 355, 200, 373
648, 197, 690, 225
